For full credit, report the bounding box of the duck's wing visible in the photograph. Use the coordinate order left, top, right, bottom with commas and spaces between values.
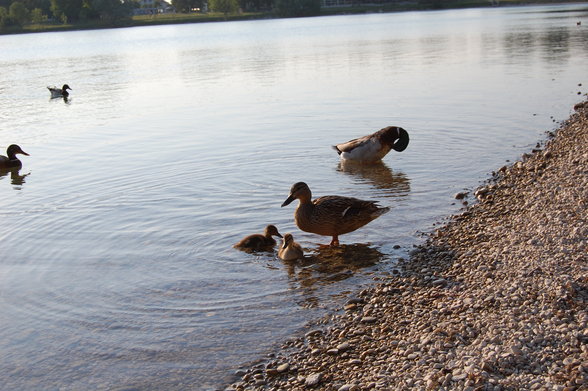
314, 195, 385, 217
332, 134, 372, 154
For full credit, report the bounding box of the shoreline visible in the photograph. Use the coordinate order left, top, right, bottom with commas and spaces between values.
3, 0, 586, 35
227, 100, 588, 390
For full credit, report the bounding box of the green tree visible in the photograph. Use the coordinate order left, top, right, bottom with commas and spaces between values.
51, 0, 82, 22
274, 0, 319, 17
0, 6, 8, 29
30, 7, 44, 23
209, 0, 238, 17
9, 1, 30, 26
90, 0, 132, 23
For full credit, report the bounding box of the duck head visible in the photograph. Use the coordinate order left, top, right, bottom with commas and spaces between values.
62, 84, 72, 91
281, 233, 294, 249
381, 126, 409, 152
7, 144, 29, 159
281, 182, 312, 207
265, 224, 283, 238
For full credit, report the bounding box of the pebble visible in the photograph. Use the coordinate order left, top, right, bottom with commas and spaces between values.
305, 373, 322, 387
276, 363, 289, 373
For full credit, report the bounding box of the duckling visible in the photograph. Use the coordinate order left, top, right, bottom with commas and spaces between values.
333, 126, 409, 163
0, 144, 29, 169
47, 84, 72, 98
278, 233, 304, 261
281, 182, 389, 246
234, 224, 283, 251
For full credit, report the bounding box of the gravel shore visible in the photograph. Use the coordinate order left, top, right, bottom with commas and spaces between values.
228, 101, 588, 391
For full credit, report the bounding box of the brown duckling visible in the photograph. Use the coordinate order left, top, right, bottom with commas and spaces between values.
0, 144, 29, 169
234, 224, 283, 251
278, 233, 304, 261
333, 126, 409, 163
281, 182, 389, 246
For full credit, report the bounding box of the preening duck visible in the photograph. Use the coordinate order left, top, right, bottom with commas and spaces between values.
281, 182, 390, 246
278, 233, 304, 261
333, 126, 409, 163
0, 144, 29, 169
47, 84, 72, 98
234, 224, 283, 251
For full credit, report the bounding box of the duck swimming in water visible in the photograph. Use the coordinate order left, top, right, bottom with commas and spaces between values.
333, 126, 409, 163
278, 233, 304, 261
0, 144, 29, 169
281, 182, 390, 246
47, 84, 72, 98
234, 224, 283, 251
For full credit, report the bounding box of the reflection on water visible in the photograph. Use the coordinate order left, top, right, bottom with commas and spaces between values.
281, 243, 386, 308
0, 167, 29, 187
337, 160, 411, 197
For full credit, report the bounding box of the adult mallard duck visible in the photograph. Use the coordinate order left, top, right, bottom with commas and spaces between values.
0, 144, 29, 169
281, 182, 390, 246
333, 126, 409, 163
234, 224, 283, 251
47, 84, 72, 98
278, 233, 304, 261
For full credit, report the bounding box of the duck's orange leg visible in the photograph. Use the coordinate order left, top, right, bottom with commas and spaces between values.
330, 236, 340, 246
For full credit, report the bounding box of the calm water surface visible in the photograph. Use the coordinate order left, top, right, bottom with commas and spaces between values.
1, 4, 587, 390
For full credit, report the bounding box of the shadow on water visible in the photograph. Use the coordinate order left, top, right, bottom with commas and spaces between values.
336, 160, 411, 197
280, 243, 387, 308
0, 167, 30, 187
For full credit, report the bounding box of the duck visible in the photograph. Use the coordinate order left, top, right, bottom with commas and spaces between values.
234, 224, 283, 251
0, 144, 29, 169
281, 182, 390, 246
333, 126, 409, 163
47, 84, 72, 98
278, 233, 304, 261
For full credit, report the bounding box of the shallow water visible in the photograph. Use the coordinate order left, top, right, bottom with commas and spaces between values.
1, 4, 587, 390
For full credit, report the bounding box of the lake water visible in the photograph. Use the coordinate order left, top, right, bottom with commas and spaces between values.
1, 4, 587, 390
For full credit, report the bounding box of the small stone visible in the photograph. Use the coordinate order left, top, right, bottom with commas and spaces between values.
305, 330, 322, 339
454, 192, 468, 200
361, 316, 377, 324
305, 373, 322, 387
276, 363, 289, 373
432, 278, 447, 287
336, 342, 351, 351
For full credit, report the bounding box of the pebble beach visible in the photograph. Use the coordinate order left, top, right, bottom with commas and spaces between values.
228, 100, 588, 391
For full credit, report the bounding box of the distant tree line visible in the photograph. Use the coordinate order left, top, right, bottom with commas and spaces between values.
0, 0, 454, 32
0, 0, 136, 29
0, 0, 324, 30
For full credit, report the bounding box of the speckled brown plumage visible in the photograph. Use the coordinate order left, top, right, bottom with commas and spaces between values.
281, 182, 389, 246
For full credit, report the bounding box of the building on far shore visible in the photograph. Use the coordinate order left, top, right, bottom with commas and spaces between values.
133, 0, 176, 15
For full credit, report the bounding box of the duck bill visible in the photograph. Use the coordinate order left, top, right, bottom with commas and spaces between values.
281, 195, 295, 207
20, 150, 29, 156
392, 128, 410, 152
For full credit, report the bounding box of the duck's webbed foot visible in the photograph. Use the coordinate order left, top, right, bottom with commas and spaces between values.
330, 236, 340, 247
